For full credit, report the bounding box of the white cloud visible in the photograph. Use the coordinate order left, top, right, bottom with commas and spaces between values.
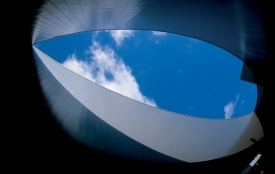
109, 30, 134, 46
186, 38, 200, 53
62, 40, 157, 107
152, 31, 167, 36
224, 94, 240, 119
189, 38, 199, 43
63, 54, 95, 81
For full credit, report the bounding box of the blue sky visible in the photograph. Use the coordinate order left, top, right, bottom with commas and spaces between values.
34, 30, 257, 119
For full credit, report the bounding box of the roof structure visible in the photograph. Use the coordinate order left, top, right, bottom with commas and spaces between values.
9, 0, 273, 173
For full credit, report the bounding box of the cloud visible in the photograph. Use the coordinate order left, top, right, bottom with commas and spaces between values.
224, 94, 240, 119
62, 40, 157, 107
62, 54, 95, 81
186, 38, 199, 53
152, 31, 167, 44
189, 38, 199, 43
152, 31, 167, 36
109, 30, 134, 46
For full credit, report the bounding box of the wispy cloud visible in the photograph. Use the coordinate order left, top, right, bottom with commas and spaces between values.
186, 38, 199, 53
152, 31, 167, 36
224, 94, 240, 119
62, 40, 157, 107
152, 31, 167, 44
109, 30, 134, 46
62, 54, 95, 81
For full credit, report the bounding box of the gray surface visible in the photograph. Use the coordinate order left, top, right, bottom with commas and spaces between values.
33, 47, 181, 162
33, 46, 264, 162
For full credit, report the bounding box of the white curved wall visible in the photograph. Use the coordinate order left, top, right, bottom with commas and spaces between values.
33, 47, 263, 162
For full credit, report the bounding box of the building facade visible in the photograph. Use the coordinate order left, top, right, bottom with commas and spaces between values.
31, 0, 266, 163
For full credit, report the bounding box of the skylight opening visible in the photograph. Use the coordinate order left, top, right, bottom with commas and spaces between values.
34, 30, 257, 119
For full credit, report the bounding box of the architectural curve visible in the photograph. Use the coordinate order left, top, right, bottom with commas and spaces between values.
32, 46, 263, 163
31, 0, 265, 163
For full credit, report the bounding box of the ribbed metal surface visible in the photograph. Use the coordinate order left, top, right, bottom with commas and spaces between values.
32, 0, 266, 64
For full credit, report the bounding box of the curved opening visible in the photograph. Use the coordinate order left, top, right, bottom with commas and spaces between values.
34, 30, 257, 119
30, 0, 265, 164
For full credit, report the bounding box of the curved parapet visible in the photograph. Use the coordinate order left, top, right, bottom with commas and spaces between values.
33, 46, 263, 163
